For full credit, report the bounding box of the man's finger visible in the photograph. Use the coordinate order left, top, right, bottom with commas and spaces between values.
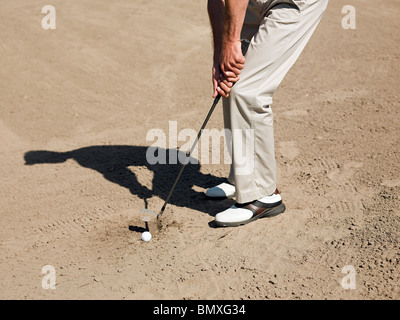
212, 87, 219, 98
223, 71, 240, 83
218, 81, 231, 93
218, 77, 233, 88
229, 57, 245, 70
216, 86, 229, 98
223, 69, 241, 80
212, 78, 219, 98
237, 55, 246, 65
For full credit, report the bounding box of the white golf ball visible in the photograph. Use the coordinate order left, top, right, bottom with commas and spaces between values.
141, 231, 152, 242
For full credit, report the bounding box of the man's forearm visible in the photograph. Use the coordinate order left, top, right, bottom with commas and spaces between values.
223, 0, 249, 44
208, 0, 248, 98
208, 0, 225, 64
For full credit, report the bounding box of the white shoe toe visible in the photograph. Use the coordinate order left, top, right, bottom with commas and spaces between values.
205, 182, 236, 199
215, 205, 253, 225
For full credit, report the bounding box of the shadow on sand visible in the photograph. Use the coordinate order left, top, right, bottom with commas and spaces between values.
24, 145, 234, 228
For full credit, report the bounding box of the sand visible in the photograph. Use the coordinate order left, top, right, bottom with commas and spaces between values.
0, 0, 399, 299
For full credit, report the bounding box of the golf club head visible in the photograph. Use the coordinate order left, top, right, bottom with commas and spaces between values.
156, 212, 164, 230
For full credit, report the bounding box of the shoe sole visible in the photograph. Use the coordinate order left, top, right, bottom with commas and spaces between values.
215, 203, 286, 227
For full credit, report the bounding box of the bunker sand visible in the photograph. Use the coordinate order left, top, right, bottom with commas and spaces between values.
0, 0, 399, 299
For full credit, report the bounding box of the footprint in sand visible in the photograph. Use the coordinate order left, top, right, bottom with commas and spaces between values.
327, 161, 363, 182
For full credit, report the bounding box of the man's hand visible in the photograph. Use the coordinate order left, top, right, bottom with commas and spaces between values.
216, 40, 244, 97
212, 62, 235, 98
220, 40, 245, 81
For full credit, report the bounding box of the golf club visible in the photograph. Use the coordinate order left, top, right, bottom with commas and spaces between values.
141, 94, 221, 230
140, 40, 249, 230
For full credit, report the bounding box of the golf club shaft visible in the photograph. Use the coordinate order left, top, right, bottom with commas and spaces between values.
159, 94, 221, 216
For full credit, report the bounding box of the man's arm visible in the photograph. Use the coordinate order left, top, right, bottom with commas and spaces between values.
208, 0, 249, 98
208, 0, 225, 66
223, 0, 248, 43
220, 0, 248, 79
208, 0, 225, 98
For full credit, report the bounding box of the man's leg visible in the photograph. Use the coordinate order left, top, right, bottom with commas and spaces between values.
215, 0, 328, 226
228, 0, 328, 203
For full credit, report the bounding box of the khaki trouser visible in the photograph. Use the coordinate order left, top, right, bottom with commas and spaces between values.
224, 0, 328, 203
